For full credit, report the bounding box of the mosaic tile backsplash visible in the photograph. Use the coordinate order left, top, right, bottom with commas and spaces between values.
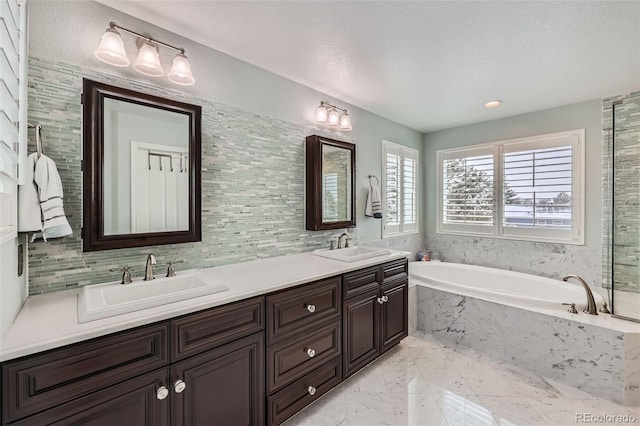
26, 57, 420, 295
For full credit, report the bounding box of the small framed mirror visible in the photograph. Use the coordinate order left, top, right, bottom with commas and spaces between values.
306, 134, 356, 230
82, 79, 201, 251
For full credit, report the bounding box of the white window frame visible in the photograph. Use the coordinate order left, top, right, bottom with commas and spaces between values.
382, 140, 419, 238
436, 129, 585, 245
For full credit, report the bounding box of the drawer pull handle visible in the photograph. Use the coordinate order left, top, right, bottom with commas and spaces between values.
307, 348, 316, 358
308, 385, 317, 396
382, 295, 389, 303
306, 304, 316, 313
174, 379, 187, 393
156, 386, 169, 400
377, 297, 385, 304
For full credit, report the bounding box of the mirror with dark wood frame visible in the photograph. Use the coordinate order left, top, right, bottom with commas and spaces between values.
306, 134, 356, 231
82, 78, 201, 251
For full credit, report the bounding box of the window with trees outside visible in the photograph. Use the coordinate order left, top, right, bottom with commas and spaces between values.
382, 141, 419, 237
437, 129, 584, 244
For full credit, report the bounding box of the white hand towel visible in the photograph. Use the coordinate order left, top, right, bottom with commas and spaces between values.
29, 154, 72, 241
365, 184, 383, 219
18, 153, 43, 232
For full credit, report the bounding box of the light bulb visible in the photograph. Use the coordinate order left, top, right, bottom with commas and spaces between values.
168, 52, 195, 86
314, 104, 328, 123
94, 28, 130, 67
327, 108, 340, 127
133, 42, 164, 77
339, 112, 352, 131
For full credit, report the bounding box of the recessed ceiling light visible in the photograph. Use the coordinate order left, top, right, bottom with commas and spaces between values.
484, 100, 503, 108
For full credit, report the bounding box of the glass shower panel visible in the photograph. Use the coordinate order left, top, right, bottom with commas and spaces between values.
612, 96, 640, 322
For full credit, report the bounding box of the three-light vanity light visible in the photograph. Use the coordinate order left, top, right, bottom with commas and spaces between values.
94, 21, 195, 86
314, 101, 353, 131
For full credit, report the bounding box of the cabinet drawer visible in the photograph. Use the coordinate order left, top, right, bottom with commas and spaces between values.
267, 358, 341, 426
267, 277, 341, 344
2, 323, 169, 424
267, 320, 341, 393
343, 266, 380, 299
382, 258, 408, 283
171, 296, 264, 361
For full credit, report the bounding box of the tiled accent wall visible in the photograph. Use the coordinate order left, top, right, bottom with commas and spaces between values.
26, 57, 420, 295
424, 233, 603, 288
602, 92, 640, 294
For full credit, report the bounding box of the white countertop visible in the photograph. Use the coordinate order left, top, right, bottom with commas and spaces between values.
0, 250, 410, 362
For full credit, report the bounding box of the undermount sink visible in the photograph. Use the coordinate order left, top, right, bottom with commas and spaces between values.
312, 246, 391, 262
78, 270, 228, 323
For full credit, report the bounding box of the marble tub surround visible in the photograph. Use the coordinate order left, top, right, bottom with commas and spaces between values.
415, 284, 640, 405
283, 332, 640, 426
425, 233, 603, 289
0, 250, 410, 362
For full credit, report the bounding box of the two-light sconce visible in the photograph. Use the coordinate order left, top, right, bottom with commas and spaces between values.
94, 21, 195, 86
314, 101, 353, 131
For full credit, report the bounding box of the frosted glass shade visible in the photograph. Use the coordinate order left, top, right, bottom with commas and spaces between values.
314, 105, 328, 123
94, 29, 130, 67
133, 42, 164, 77
327, 109, 340, 127
168, 53, 195, 86
339, 112, 353, 131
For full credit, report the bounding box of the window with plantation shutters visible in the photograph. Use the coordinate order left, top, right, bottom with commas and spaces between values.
382, 141, 418, 237
0, 0, 25, 244
437, 129, 584, 245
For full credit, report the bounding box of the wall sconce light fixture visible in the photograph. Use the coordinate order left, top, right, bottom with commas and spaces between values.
95, 21, 195, 86
314, 101, 353, 131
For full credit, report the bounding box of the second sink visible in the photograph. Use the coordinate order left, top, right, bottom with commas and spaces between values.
312, 246, 391, 262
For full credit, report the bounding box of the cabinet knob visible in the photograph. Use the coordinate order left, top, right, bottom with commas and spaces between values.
382, 295, 389, 303
174, 379, 187, 393
308, 385, 317, 396
306, 304, 316, 313
306, 348, 316, 358
156, 386, 169, 400
377, 297, 385, 304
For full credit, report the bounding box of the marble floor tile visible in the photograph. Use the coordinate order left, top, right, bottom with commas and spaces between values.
283, 333, 638, 426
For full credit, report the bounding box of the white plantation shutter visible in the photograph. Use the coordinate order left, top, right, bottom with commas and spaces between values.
439, 146, 495, 235
501, 132, 583, 242
0, 0, 23, 244
437, 130, 584, 244
401, 154, 417, 232
382, 141, 418, 237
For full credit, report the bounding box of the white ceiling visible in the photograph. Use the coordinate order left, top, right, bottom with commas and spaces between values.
97, 1, 640, 132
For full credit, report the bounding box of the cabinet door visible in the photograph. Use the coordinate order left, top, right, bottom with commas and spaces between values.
380, 280, 408, 354
12, 368, 170, 426
342, 289, 379, 378
171, 332, 265, 426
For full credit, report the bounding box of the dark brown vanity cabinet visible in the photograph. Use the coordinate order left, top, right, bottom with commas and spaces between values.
265, 277, 342, 426
343, 259, 408, 379
1, 297, 265, 426
1, 258, 408, 426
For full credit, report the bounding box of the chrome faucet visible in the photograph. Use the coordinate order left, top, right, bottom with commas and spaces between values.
144, 254, 157, 281
337, 232, 351, 249
562, 274, 598, 315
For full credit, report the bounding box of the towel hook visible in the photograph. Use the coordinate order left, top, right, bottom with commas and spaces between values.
27, 124, 44, 158
368, 174, 379, 187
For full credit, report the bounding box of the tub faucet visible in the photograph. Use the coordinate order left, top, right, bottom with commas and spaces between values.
144, 253, 157, 281
562, 274, 598, 315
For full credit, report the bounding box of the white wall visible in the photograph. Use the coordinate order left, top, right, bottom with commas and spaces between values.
423, 99, 605, 286
28, 0, 423, 244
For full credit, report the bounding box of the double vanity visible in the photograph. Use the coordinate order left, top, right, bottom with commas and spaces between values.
0, 250, 409, 425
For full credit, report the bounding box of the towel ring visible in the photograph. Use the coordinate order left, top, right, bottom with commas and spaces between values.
368, 174, 379, 187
